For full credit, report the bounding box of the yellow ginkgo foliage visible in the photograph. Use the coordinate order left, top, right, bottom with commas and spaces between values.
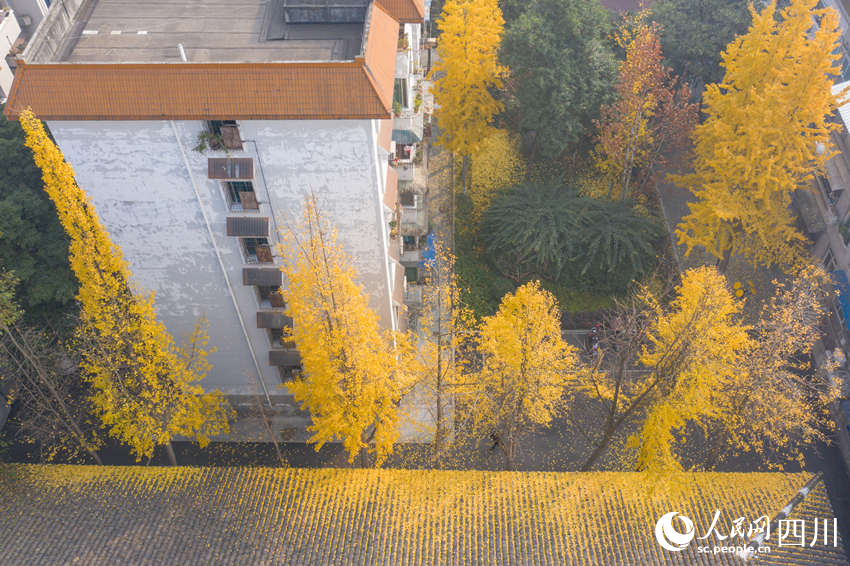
467, 129, 526, 220
463, 281, 578, 468
634, 266, 752, 473
674, 0, 843, 270
279, 196, 406, 465
19, 110, 231, 463
431, 0, 505, 188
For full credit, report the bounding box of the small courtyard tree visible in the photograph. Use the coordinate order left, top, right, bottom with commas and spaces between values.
462, 281, 578, 468
593, 16, 697, 201
410, 243, 476, 461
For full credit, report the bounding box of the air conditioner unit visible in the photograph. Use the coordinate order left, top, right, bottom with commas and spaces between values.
18, 14, 31, 26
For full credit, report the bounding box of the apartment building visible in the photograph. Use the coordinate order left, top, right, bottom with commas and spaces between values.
3, 0, 425, 406
0, 6, 22, 101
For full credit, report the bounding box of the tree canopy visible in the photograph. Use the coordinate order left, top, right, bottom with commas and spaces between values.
674, 0, 842, 270
593, 16, 697, 201
431, 0, 505, 159
650, 0, 752, 91
480, 184, 663, 292
0, 112, 76, 318
499, 0, 617, 161
280, 196, 408, 465
463, 281, 578, 467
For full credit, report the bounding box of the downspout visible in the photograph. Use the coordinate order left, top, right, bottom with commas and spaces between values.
371, 119, 398, 333
170, 120, 272, 406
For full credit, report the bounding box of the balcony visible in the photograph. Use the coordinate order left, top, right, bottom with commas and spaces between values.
404, 284, 424, 306
396, 46, 412, 77
400, 206, 427, 236
393, 109, 424, 146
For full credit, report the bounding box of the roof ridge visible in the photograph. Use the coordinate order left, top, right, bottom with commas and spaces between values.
738, 472, 824, 562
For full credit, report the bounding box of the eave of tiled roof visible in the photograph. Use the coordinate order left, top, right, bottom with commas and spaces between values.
0, 465, 846, 566
3, 62, 391, 121
3, 3, 400, 121
376, 0, 425, 23
364, 2, 399, 110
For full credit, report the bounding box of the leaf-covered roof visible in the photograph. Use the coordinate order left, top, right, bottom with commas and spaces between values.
0, 465, 845, 565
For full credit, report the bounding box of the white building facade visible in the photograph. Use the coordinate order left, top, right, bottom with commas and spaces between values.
6, 0, 425, 406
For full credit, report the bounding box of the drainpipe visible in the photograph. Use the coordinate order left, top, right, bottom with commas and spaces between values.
170, 120, 272, 406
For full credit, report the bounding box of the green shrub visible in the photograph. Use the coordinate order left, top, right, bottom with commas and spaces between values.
480, 184, 663, 294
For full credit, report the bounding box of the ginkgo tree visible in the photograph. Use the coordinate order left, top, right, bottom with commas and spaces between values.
279, 195, 408, 465
632, 266, 752, 473
714, 264, 840, 467
674, 0, 843, 271
409, 242, 476, 461
461, 281, 578, 468
19, 110, 232, 465
431, 0, 505, 191
578, 265, 839, 472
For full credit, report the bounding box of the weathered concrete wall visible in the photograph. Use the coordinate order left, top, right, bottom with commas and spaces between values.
0, 10, 21, 98
240, 119, 393, 325
47, 118, 391, 397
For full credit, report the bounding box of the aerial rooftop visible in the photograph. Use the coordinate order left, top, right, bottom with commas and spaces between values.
3, 0, 424, 120
32, 0, 375, 64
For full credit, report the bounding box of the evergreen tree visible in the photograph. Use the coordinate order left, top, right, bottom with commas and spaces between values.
0, 111, 76, 318
500, 0, 617, 161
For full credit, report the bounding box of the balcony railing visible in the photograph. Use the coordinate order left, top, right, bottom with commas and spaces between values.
404, 284, 424, 305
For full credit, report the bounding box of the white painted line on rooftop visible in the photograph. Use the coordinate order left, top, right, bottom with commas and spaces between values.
82, 30, 98, 35
110, 30, 121, 35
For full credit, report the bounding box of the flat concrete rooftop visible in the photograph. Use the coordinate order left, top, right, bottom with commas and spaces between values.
43, 0, 371, 63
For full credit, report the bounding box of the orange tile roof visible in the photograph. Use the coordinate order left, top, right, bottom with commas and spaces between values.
4, 6, 400, 121
364, 3, 399, 111
377, 0, 426, 23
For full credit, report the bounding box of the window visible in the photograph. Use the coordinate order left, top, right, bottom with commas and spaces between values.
225, 181, 258, 211
208, 120, 242, 150
841, 215, 850, 247
400, 192, 417, 208
402, 235, 417, 252
268, 327, 296, 349
258, 285, 285, 308
242, 237, 272, 263
393, 78, 409, 109
208, 158, 253, 180
405, 267, 418, 283
269, 328, 285, 347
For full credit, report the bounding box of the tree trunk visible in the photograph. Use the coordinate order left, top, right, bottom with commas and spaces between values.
461, 154, 470, 195
580, 423, 617, 471
165, 442, 178, 466
434, 340, 444, 466
1, 324, 103, 465
718, 247, 732, 274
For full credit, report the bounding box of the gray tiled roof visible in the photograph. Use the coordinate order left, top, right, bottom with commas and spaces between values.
0, 465, 846, 566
